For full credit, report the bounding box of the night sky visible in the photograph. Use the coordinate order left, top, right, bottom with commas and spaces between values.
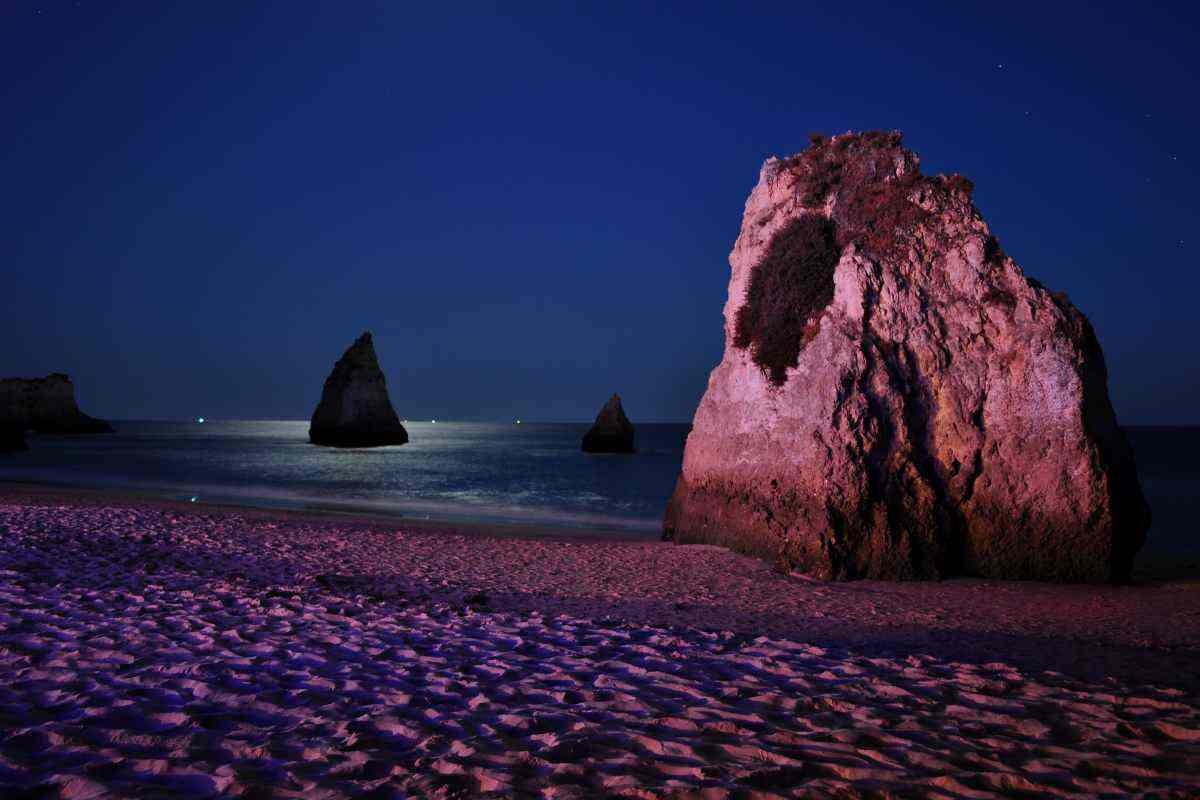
3, 2, 1197, 423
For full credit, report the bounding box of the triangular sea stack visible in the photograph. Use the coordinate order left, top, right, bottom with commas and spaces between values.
664, 131, 1149, 582
581, 394, 636, 453
309, 332, 408, 448
0, 374, 113, 435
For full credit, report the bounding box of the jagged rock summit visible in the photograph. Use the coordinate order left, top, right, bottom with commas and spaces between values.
581, 394, 636, 453
664, 131, 1149, 583
0, 374, 113, 436
309, 332, 408, 448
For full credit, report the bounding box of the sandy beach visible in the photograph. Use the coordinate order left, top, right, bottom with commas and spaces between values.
0, 485, 1197, 798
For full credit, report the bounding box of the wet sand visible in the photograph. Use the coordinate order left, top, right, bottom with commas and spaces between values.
0, 485, 1197, 797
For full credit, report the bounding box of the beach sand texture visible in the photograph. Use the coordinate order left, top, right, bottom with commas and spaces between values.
0, 492, 1197, 798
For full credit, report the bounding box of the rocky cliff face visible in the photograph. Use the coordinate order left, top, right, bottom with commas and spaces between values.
0, 374, 113, 435
581, 394, 636, 453
664, 131, 1149, 583
309, 332, 408, 448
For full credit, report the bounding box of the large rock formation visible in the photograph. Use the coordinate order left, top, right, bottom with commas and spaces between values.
309, 332, 408, 448
0, 374, 113, 435
581, 394, 636, 453
664, 131, 1149, 583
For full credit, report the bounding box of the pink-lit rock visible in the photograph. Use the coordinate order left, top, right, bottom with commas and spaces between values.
665, 132, 1149, 582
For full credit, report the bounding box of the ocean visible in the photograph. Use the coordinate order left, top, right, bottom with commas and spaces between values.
0, 421, 1195, 561
0, 421, 688, 533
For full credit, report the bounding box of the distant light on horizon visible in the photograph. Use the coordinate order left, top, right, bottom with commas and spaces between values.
196, 417, 205, 424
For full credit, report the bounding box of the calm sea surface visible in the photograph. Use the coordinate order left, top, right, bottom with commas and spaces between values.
0, 421, 688, 533
0, 422, 1195, 558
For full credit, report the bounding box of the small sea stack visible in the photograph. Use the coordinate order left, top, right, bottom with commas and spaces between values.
0, 374, 113, 435
581, 394, 635, 453
664, 131, 1149, 583
309, 332, 408, 448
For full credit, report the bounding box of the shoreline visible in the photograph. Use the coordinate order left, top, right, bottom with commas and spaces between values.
0, 480, 659, 544
2, 478, 1193, 580
2, 480, 1198, 687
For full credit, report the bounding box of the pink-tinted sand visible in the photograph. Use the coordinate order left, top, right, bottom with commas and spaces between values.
0, 486, 1197, 798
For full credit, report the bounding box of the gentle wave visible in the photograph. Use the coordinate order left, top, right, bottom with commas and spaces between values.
0, 421, 687, 534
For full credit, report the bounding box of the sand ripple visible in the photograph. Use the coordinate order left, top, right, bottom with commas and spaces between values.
0, 501, 1198, 797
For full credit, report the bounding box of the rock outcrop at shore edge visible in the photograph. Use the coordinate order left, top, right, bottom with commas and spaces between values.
309, 332, 408, 448
664, 131, 1149, 583
0, 374, 113, 436
581, 394, 636, 453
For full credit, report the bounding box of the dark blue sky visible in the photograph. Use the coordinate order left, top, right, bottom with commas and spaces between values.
3, 2, 1197, 423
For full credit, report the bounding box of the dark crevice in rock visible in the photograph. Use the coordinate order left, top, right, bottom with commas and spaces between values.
960, 449, 985, 506
847, 289, 905, 578
829, 371, 855, 431
896, 343, 966, 578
